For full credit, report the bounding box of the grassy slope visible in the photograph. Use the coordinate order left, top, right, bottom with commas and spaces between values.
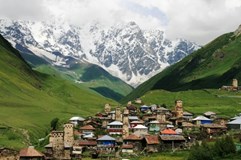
140, 89, 241, 117
124, 32, 241, 102
34, 63, 133, 101
0, 35, 117, 149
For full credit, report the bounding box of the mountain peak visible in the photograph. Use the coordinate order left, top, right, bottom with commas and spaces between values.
234, 24, 241, 36
0, 19, 199, 87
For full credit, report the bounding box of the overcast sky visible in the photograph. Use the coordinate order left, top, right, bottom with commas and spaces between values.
0, 0, 241, 45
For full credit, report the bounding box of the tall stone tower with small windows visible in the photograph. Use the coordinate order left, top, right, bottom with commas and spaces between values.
122, 108, 129, 138
175, 100, 183, 118
115, 107, 122, 122
64, 123, 74, 147
51, 131, 64, 159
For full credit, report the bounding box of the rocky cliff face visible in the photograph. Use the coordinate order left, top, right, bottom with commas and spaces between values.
0, 19, 200, 86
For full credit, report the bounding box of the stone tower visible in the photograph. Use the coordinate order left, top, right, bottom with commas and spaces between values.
175, 100, 183, 118
115, 107, 122, 122
51, 131, 64, 159
122, 108, 129, 138
232, 79, 238, 88
64, 123, 74, 147
156, 111, 166, 122
104, 103, 111, 114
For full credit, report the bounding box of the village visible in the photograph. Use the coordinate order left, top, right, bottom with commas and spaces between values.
3, 79, 241, 160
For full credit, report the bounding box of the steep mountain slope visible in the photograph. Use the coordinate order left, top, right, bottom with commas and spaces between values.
35, 63, 133, 101
0, 19, 199, 86
0, 34, 116, 149
9, 40, 133, 101
124, 25, 241, 101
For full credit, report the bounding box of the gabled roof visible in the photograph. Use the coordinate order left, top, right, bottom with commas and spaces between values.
130, 120, 144, 124
80, 125, 95, 130
140, 105, 149, 108
134, 124, 148, 129
108, 121, 123, 125
160, 135, 185, 141
161, 129, 177, 135
183, 111, 193, 116
123, 134, 143, 140
193, 115, 212, 121
149, 120, 160, 124
19, 147, 44, 157
128, 116, 139, 120
70, 116, 85, 121
145, 135, 159, 144
204, 111, 216, 116
79, 140, 97, 146
201, 123, 227, 129
97, 135, 116, 141
228, 118, 241, 125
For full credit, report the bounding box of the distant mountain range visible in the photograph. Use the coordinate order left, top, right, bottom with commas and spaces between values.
0, 19, 199, 86
124, 25, 241, 101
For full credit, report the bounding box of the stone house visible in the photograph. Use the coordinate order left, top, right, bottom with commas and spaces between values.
144, 135, 160, 153
200, 124, 227, 135
123, 134, 144, 151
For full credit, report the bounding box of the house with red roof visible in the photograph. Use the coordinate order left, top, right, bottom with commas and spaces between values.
144, 135, 160, 153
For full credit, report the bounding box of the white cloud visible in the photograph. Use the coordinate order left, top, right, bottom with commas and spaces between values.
0, 0, 240, 45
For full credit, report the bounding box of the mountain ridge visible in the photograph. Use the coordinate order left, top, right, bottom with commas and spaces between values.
123, 25, 241, 102
0, 19, 200, 86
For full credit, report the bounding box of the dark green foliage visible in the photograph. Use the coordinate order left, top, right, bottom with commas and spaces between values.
188, 142, 214, 160
214, 135, 236, 157
188, 136, 236, 160
50, 118, 59, 130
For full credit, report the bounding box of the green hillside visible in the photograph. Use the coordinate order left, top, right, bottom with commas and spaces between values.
140, 89, 241, 117
0, 34, 117, 149
17, 46, 133, 101
124, 27, 241, 102
34, 63, 133, 101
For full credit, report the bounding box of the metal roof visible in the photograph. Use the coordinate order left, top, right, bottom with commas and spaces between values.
97, 135, 116, 141
192, 115, 211, 121
69, 116, 85, 121
108, 121, 123, 125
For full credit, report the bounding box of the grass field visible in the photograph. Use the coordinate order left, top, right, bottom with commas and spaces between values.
0, 35, 117, 149
140, 89, 241, 116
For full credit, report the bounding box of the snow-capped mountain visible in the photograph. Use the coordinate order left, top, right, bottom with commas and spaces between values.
0, 19, 200, 86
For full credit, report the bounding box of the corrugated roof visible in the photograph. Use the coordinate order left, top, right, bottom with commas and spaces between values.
161, 129, 177, 135
204, 111, 216, 116
201, 124, 227, 129
80, 125, 95, 130
228, 118, 241, 124
128, 116, 139, 120
19, 147, 44, 157
123, 134, 143, 140
97, 135, 116, 141
130, 120, 144, 124
70, 116, 85, 121
134, 125, 147, 129
149, 120, 160, 124
160, 135, 185, 141
193, 115, 211, 121
79, 140, 97, 146
145, 135, 159, 144
108, 121, 123, 125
